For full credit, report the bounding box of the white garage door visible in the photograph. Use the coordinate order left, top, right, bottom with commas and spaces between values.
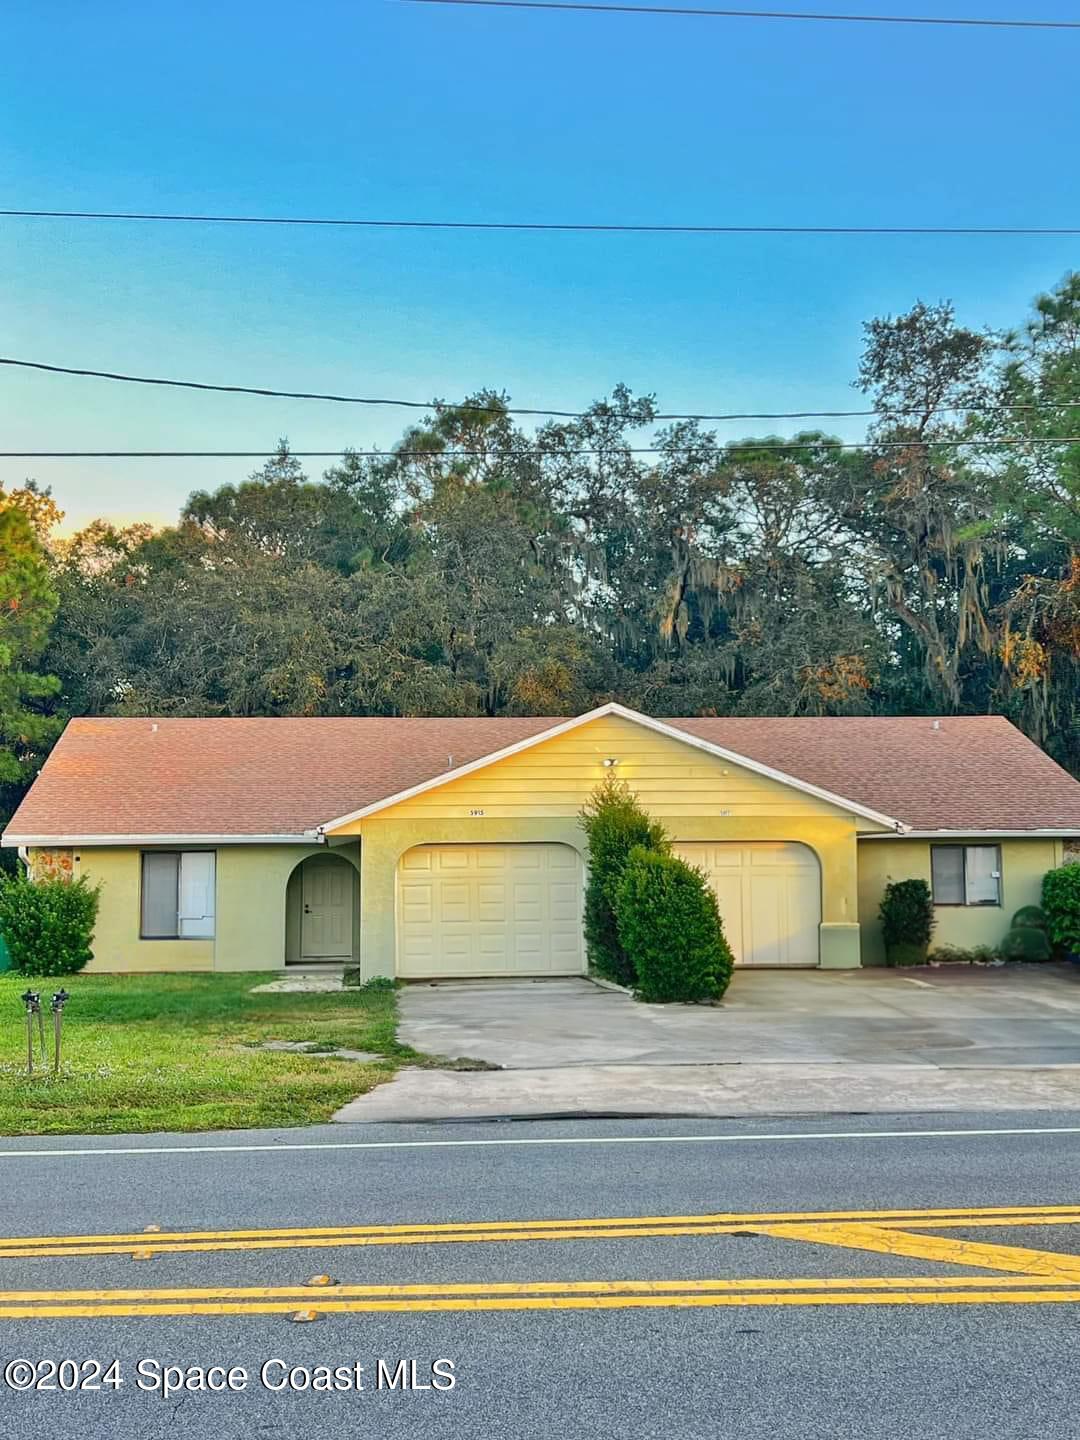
673, 842, 820, 967
398, 844, 584, 978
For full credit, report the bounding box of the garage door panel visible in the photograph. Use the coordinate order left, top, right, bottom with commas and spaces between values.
438, 887, 473, 923
709, 874, 745, 962
401, 850, 433, 872
398, 844, 584, 978
550, 932, 582, 959
747, 874, 785, 966
513, 890, 543, 923
399, 892, 434, 926
673, 842, 820, 967
549, 883, 578, 920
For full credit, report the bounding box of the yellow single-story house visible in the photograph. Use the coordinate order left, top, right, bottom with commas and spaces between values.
5, 704, 1080, 976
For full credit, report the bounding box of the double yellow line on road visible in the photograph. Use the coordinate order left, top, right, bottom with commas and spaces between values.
3, 1203, 1080, 1260
3, 1275, 1080, 1318
6, 1203, 1080, 1317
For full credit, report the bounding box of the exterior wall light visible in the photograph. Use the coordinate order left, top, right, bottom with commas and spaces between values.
602, 757, 620, 768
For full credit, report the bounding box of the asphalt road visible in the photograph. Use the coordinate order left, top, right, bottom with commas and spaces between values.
2, 1110, 1080, 1439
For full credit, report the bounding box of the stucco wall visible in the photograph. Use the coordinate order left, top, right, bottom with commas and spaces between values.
55, 841, 359, 973
856, 836, 1064, 965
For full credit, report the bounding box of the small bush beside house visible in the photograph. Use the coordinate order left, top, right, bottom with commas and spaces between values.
1000, 926, 1052, 962
879, 878, 934, 966
1042, 864, 1080, 955
0, 872, 100, 977
615, 846, 734, 1004
580, 774, 669, 986
999, 904, 1052, 962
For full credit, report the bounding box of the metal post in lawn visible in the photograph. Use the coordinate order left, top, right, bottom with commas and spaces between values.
20, 990, 39, 1076
51, 990, 69, 1074
35, 993, 47, 1064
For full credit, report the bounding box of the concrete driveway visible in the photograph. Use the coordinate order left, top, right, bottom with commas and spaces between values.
335, 964, 1080, 1122
397, 964, 1080, 1069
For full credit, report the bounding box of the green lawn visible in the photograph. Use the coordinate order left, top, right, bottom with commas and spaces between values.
0, 972, 414, 1136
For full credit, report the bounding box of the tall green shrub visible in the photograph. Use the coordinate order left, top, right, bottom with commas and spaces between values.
1042, 864, 1080, 953
0, 872, 100, 976
879, 878, 934, 966
615, 846, 733, 1003
580, 775, 668, 985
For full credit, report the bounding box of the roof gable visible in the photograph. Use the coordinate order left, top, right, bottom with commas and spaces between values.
320, 704, 903, 832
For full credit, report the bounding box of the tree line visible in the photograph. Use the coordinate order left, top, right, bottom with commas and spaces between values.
2, 273, 1080, 849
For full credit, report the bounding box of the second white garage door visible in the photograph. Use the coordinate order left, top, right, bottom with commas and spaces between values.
673, 842, 821, 967
398, 843, 584, 978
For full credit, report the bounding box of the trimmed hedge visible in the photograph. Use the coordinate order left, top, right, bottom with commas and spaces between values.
0, 872, 100, 977
879, 878, 935, 966
1042, 864, 1080, 954
580, 775, 668, 986
615, 846, 733, 1004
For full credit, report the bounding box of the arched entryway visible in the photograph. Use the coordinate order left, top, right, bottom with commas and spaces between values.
285, 853, 359, 965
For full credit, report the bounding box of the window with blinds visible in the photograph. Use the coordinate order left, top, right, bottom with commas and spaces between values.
930, 845, 1001, 907
140, 851, 216, 938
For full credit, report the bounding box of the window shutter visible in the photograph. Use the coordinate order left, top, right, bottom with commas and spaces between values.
931, 847, 965, 904
178, 852, 216, 938
142, 852, 180, 937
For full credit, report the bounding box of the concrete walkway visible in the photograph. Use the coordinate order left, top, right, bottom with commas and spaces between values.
334, 964, 1080, 1122
336, 1060, 1080, 1122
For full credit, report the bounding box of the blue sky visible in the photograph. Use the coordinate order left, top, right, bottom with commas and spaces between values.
2, 0, 1079, 531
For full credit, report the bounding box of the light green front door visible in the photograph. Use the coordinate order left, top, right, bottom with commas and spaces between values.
301, 860, 353, 959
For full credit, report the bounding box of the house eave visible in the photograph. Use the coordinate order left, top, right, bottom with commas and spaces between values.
858, 828, 1080, 840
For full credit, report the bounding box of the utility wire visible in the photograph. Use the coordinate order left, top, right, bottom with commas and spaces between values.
2, 209, 1079, 236
2, 356, 1078, 425
4, 437, 1078, 459
405, 0, 1080, 29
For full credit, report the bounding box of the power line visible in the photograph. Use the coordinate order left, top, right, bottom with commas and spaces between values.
4, 436, 1078, 459
2, 356, 1079, 426
407, 0, 1080, 27
2, 209, 1079, 236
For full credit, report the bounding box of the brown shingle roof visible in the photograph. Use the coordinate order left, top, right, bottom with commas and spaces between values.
674, 715, 1080, 832
5, 711, 1080, 841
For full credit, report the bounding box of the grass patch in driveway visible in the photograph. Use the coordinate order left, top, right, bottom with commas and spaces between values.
0, 972, 419, 1136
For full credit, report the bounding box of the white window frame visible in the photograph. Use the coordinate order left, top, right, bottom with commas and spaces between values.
140, 850, 216, 939
930, 843, 1002, 908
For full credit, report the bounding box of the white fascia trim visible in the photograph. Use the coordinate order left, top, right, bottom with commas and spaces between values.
319, 705, 617, 831
1, 833, 324, 847
319, 701, 907, 833
859, 828, 1080, 840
